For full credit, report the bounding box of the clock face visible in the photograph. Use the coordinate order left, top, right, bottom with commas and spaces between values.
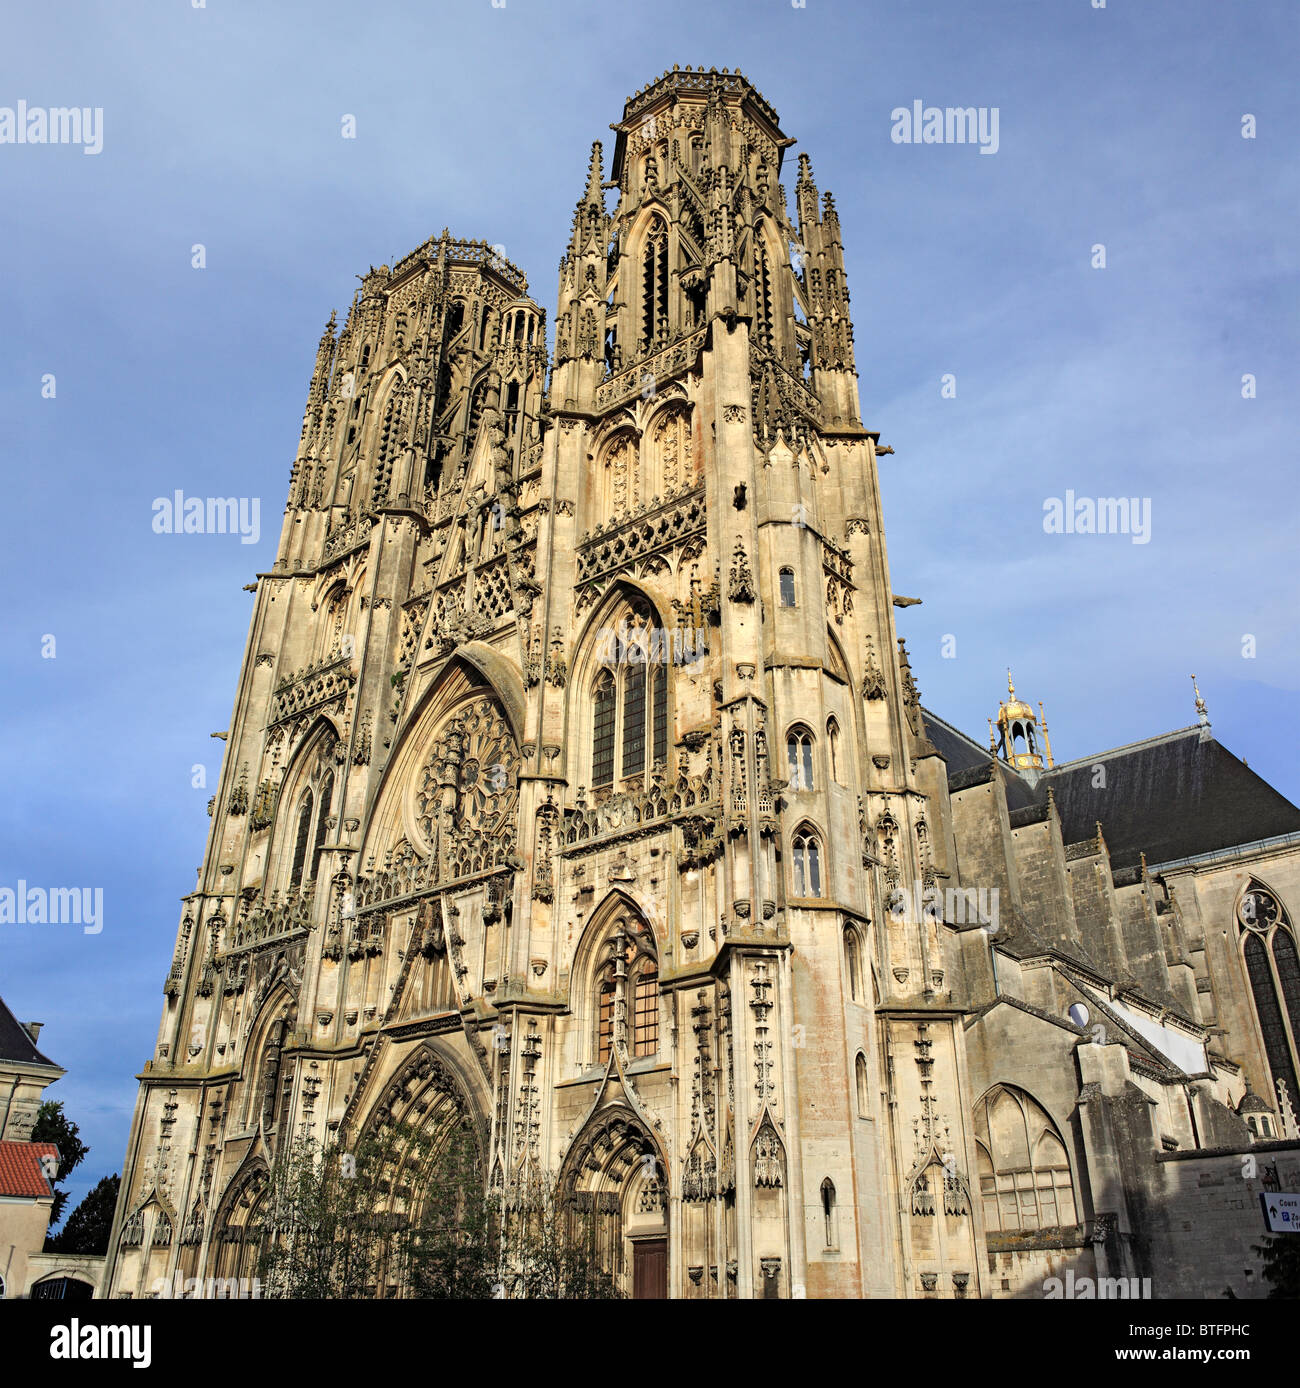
1239, 891, 1280, 932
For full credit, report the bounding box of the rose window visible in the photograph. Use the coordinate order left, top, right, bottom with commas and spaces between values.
417, 697, 520, 848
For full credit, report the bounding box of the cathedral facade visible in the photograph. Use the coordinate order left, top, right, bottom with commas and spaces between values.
103, 69, 1300, 1300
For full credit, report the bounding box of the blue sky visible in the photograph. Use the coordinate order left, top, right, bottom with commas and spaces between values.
1, 0, 1296, 1222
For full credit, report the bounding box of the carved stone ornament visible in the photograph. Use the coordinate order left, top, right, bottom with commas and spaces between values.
862, 635, 887, 700
728, 536, 756, 603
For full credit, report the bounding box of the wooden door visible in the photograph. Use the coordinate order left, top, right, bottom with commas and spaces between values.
632, 1238, 668, 1299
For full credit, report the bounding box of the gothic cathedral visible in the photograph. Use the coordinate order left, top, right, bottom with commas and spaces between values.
105, 68, 1300, 1300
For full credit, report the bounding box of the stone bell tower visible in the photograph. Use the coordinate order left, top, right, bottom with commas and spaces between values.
281, 232, 547, 575
535, 65, 981, 1297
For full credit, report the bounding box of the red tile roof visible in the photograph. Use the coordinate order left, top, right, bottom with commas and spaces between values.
0, 1140, 59, 1198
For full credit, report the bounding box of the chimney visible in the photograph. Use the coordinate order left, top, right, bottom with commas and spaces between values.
24, 1022, 43, 1043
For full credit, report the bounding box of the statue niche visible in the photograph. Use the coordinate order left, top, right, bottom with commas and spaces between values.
647, 406, 696, 497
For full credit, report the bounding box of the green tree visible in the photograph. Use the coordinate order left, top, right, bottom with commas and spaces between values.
401, 1121, 500, 1300
1255, 1236, 1300, 1298
255, 1129, 398, 1298
30, 1100, 90, 1227
496, 1176, 623, 1300
46, 1174, 120, 1254
255, 1120, 622, 1299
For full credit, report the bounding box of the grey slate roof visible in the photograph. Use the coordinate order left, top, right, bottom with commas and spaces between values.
1045, 727, 1300, 870
920, 708, 1039, 813
920, 708, 1300, 873
0, 994, 59, 1070
919, 708, 990, 777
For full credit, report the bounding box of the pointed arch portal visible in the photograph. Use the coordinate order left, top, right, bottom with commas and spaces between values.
559, 1102, 667, 1299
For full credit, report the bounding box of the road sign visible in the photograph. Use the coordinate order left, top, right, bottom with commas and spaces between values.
1260, 1193, 1300, 1233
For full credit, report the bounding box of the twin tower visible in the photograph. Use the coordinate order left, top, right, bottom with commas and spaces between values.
106, 68, 992, 1300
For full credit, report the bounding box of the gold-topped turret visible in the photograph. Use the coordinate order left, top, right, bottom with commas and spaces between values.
998, 672, 1035, 726
995, 670, 1054, 773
